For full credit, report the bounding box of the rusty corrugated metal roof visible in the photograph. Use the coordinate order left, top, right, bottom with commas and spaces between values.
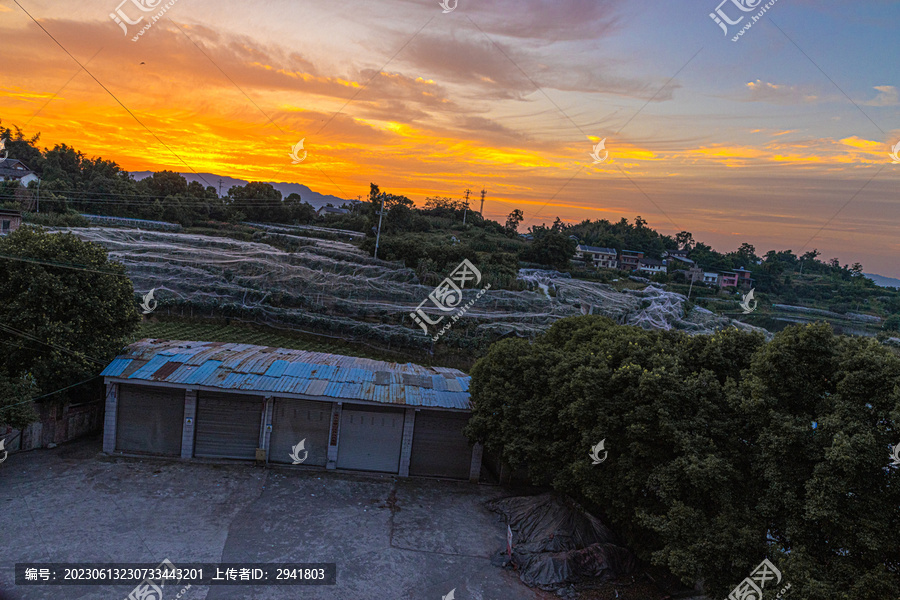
101, 339, 471, 410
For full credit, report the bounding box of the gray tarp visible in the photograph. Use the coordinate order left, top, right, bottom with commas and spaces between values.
488, 493, 636, 588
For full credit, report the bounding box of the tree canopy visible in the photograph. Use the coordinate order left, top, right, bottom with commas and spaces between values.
0, 227, 141, 423
466, 318, 900, 599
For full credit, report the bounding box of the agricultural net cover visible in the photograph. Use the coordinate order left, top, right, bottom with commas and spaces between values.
49, 228, 764, 348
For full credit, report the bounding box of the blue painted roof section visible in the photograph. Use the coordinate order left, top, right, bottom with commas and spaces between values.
103, 339, 470, 410
101, 357, 131, 378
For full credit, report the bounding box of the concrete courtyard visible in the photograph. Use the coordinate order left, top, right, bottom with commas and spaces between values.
0, 437, 546, 600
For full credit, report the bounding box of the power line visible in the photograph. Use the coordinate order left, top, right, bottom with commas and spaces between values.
0, 322, 107, 366
12, 1, 213, 189
0, 253, 130, 278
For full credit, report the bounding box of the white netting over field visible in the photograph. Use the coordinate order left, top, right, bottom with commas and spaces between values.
51, 229, 766, 349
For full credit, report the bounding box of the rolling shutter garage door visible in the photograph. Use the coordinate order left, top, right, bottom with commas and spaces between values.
269, 398, 332, 466
194, 392, 263, 459
336, 406, 404, 473
116, 384, 184, 456
409, 410, 473, 479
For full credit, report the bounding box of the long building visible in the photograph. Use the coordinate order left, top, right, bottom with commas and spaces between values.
101, 339, 482, 481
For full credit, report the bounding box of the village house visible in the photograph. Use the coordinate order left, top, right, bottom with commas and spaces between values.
683, 265, 704, 283
719, 267, 754, 288
720, 271, 739, 288
703, 272, 721, 286
617, 249, 643, 271
732, 267, 754, 287
637, 257, 666, 275
0, 209, 22, 236
316, 206, 350, 217
662, 249, 690, 260
575, 245, 618, 269
663, 250, 695, 269
0, 159, 40, 187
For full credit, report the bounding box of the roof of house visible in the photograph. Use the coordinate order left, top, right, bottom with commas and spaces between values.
0, 208, 22, 218
620, 249, 642, 255
317, 206, 349, 215
0, 159, 36, 179
667, 255, 695, 264
576, 244, 617, 254
102, 339, 471, 410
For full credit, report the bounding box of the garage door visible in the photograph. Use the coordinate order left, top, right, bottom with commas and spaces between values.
409, 411, 472, 479
269, 398, 332, 466
194, 392, 263, 459
116, 385, 184, 455
336, 406, 404, 473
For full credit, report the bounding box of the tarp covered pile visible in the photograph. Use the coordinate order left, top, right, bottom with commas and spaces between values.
487, 493, 636, 588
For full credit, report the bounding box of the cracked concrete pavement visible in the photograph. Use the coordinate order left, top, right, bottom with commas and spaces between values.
0, 437, 546, 600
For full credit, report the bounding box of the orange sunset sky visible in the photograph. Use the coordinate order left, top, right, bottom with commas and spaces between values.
1, 0, 899, 274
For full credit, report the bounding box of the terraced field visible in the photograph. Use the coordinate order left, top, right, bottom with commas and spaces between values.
135, 318, 438, 365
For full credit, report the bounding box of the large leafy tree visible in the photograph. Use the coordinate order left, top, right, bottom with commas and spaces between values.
0, 227, 140, 397
227, 181, 282, 222
466, 318, 900, 598
745, 324, 900, 600
521, 225, 576, 269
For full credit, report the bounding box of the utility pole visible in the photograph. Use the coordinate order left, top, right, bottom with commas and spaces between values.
218, 179, 223, 197
35, 178, 41, 213
463, 188, 471, 224
479, 188, 486, 215
373, 193, 386, 260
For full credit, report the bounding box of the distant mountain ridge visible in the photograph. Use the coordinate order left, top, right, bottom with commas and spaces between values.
865, 273, 900, 289
129, 171, 356, 210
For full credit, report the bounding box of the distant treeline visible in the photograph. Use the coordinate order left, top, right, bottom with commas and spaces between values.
0, 123, 326, 226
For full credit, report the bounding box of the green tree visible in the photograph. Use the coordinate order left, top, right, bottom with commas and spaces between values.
675, 230, 695, 250
0, 227, 141, 393
0, 373, 38, 430
227, 181, 283, 223
466, 319, 900, 598
743, 324, 900, 600
522, 226, 576, 269
505, 209, 523, 233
